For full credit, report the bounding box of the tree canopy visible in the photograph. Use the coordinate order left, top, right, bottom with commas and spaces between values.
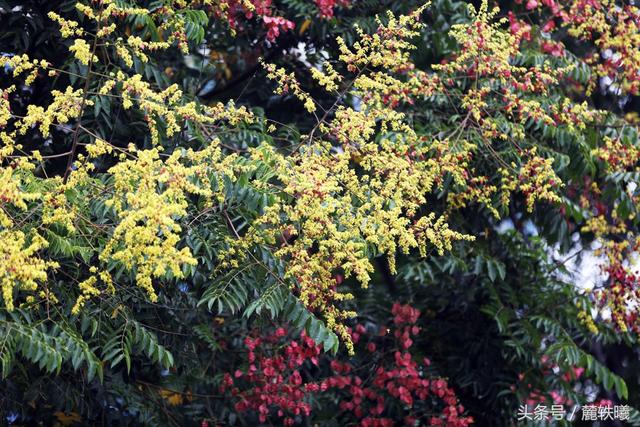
1, 0, 640, 425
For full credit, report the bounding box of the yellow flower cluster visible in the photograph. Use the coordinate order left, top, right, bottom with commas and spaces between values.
337, 6, 427, 73
69, 39, 96, 65
499, 168, 518, 209
100, 72, 252, 145
0, 165, 40, 228
581, 215, 627, 240
124, 36, 171, 65
85, 138, 114, 158
1, 230, 58, 311
551, 99, 598, 133
70, 269, 114, 315
0, 0, 260, 314
19, 86, 90, 138
557, 0, 640, 95
517, 148, 563, 212
226, 7, 484, 352
47, 12, 83, 38
0, 55, 85, 156
101, 142, 234, 302
413, 213, 476, 257
0, 89, 11, 130
101, 149, 197, 301
51, 0, 213, 68
262, 61, 317, 113
311, 62, 342, 93
427, 1, 590, 144
41, 189, 77, 234
71, 276, 99, 315
433, 3, 513, 76
111, 36, 172, 68
244, 137, 476, 353
0, 54, 49, 85
578, 310, 599, 335
592, 136, 640, 171
448, 175, 500, 219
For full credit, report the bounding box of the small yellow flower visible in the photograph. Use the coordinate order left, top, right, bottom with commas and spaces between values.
69, 39, 96, 65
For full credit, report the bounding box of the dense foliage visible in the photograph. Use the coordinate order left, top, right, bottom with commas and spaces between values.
1, 0, 640, 425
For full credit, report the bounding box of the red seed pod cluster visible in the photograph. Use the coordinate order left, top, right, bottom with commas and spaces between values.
220, 329, 322, 425
593, 265, 640, 334
314, 0, 351, 19
215, 0, 295, 42
220, 303, 473, 426
516, 0, 640, 95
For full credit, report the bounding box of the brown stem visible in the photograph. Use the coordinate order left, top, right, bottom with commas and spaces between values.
63, 3, 104, 182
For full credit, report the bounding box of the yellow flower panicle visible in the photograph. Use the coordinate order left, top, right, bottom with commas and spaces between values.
71, 276, 100, 315
0, 55, 50, 86
425, 2, 592, 144
262, 61, 317, 113
1, 230, 58, 311
19, 86, 91, 138
544, 0, 640, 96
69, 39, 96, 65
0, 165, 41, 228
99, 72, 253, 145
41, 189, 77, 234
47, 12, 84, 38
578, 310, 599, 335
226, 6, 484, 353
592, 136, 640, 171
100, 141, 235, 302
311, 62, 342, 93
517, 148, 563, 212
101, 149, 197, 301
